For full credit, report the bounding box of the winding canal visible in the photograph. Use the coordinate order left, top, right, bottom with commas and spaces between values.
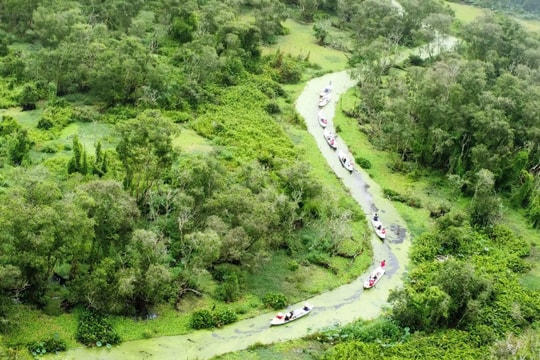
52, 69, 411, 360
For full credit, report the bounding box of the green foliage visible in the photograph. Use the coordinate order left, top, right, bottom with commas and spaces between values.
7, 128, 32, 165
37, 104, 73, 131
527, 193, 540, 229
67, 135, 89, 175
18, 83, 41, 111
71, 106, 100, 123
0, 115, 22, 135
251, 0, 288, 44
469, 169, 502, 229
383, 188, 422, 208
215, 272, 241, 303
265, 101, 281, 114
322, 329, 488, 360
28, 334, 66, 357
408, 54, 425, 66
427, 201, 451, 219
262, 292, 288, 310
317, 318, 407, 345
306, 252, 331, 268
213, 308, 238, 328
190, 310, 215, 330
189, 308, 238, 330
267, 51, 304, 84
170, 10, 198, 44
354, 156, 371, 169
313, 22, 329, 45
76, 311, 121, 347
116, 109, 177, 202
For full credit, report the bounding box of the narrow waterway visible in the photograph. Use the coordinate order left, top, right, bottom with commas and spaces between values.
51, 71, 411, 360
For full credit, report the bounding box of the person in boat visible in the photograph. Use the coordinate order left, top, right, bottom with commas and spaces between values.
284, 314, 290, 321
377, 225, 382, 230
369, 278, 375, 287
303, 304, 310, 311
373, 213, 379, 221
380, 259, 386, 268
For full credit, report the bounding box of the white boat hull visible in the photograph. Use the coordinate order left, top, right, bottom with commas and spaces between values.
371, 217, 386, 239
319, 94, 331, 107
338, 151, 354, 172
364, 266, 385, 289
270, 304, 313, 326
324, 130, 337, 149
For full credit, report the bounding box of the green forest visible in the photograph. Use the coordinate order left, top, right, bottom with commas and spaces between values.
0, 0, 539, 359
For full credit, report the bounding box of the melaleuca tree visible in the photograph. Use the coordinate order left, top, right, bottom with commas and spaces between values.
7, 128, 31, 166
67, 135, 89, 175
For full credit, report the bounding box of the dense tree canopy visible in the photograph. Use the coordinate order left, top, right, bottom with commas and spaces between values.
0, 0, 538, 357
350, 10, 540, 227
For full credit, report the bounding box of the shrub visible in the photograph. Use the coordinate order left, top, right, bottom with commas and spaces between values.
72, 106, 100, 123
215, 272, 241, 303
190, 309, 215, 330
355, 156, 371, 169
28, 335, 66, 357
19, 82, 42, 111
76, 310, 121, 347
319, 318, 405, 345
248, 342, 267, 350
40, 143, 59, 154
262, 292, 288, 310
189, 308, 238, 329
213, 308, 238, 327
307, 252, 331, 268
506, 255, 532, 273
37, 105, 73, 131
171, 111, 191, 123
428, 202, 451, 218
383, 188, 422, 208
265, 102, 281, 114
269, 52, 303, 84
288, 260, 299, 271
408, 54, 425, 66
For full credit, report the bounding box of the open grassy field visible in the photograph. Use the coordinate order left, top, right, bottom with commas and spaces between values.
263, 19, 349, 73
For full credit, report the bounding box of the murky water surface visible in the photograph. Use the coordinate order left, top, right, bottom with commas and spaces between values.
52, 71, 411, 360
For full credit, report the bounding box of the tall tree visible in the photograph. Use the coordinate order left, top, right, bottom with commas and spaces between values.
0, 167, 93, 305
116, 110, 177, 204
76, 180, 139, 266
469, 169, 503, 229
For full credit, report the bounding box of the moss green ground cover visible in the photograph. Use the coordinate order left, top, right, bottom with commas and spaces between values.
263, 19, 349, 73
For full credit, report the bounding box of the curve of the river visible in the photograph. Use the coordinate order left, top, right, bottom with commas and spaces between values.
52, 71, 410, 360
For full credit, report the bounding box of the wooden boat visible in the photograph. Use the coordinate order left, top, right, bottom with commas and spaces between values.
364, 266, 385, 289
338, 150, 354, 173
371, 214, 386, 240
270, 303, 313, 326
318, 110, 328, 128
319, 81, 332, 98
323, 129, 337, 149
319, 93, 331, 107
